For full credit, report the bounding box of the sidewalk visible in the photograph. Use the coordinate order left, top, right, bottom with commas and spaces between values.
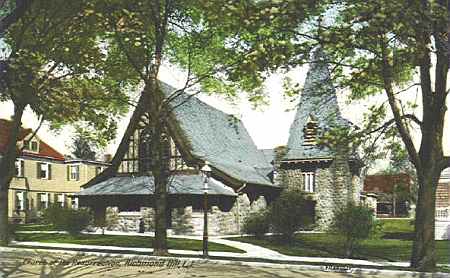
13, 229, 422, 269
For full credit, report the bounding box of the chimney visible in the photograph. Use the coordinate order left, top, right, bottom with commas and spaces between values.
103, 154, 112, 162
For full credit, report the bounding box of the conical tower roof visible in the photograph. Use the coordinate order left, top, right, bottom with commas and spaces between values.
284, 47, 351, 161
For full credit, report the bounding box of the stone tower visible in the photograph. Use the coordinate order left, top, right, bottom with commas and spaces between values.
279, 47, 363, 230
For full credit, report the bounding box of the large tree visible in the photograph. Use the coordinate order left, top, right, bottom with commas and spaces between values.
0, 0, 130, 245
71, 130, 98, 161
254, 0, 448, 271
86, 0, 319, 255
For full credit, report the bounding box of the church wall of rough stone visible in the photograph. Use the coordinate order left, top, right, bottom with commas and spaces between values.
102, 194, 267, 235
278, 154, 362, 230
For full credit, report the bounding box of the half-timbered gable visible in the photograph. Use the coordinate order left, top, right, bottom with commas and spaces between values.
77, 82, 279, 234
118, 115, 195, 175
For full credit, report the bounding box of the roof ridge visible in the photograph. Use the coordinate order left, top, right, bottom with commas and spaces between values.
160, 81, 240, 122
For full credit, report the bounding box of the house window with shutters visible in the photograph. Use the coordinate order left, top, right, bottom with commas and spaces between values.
57, 193, 65, 207
71, 197, 79, 209
15, 191, 25, 211
37, 162, 51, 179
15, 159, 24, 177
68, 165, 80, 181
38, 193, 49, 210
302, 172, 315, 193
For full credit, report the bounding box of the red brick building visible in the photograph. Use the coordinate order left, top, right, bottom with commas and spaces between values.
437, 168, 450, 209
363, 174, 412, 217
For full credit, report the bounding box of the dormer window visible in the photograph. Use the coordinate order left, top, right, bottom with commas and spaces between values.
31, 140, 38, 152
303, 115, 318, 146
24, 139, 39, 153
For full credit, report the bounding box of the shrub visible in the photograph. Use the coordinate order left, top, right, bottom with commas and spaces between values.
42, 204, 91, 235
172, 208, 193, 235
330, 202, 379, 258
243, 210, 270, 239
105, 207, 120, 230
268, 189, 314, 242
6, 222, 18, 243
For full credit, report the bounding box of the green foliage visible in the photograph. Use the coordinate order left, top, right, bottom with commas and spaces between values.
2, 0, 130, 145
329, 202, 380, 258
6, 222, 17, 243
42, 204, 92, 235
243, 210, 270, 239
90, 0, 321, 104
104, 207, 119, 230
268, 189, 314, 242
71, 130, 98, 160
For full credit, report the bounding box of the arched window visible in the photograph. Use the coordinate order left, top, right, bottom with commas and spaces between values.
139, 126, 153, 173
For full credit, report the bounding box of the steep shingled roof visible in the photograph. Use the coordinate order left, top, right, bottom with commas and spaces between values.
260, 148, 275, 165
0, 119, 65, 161
161, 83, 276, 188
284, 48, 351, 161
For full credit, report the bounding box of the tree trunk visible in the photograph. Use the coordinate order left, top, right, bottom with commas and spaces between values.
410, 168, 438, 271
153, 173, 168, 255
152, 124, 170, 255
0, 185, 10, 245
0, 104, 26, 246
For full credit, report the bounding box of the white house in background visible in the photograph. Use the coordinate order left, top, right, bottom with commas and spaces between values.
436, 168, 450, 240
0, 118, 110, 223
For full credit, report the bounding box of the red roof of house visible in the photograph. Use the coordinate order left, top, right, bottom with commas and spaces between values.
0, 119, 65, 161
363, 174, 411, 193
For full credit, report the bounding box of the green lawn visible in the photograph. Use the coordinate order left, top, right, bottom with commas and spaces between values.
15, 224, 56, 231
15, 233, 244, 253
230, 219, 450, 264
379, 218, 414, 233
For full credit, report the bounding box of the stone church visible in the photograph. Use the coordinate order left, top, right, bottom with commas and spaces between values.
77, 82, 279, 235
78, 48, 363, 234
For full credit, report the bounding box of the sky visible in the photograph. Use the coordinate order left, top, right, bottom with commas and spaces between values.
1, 62, 449, 174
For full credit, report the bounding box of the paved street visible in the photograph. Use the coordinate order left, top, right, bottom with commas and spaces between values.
0, 248, 448, 278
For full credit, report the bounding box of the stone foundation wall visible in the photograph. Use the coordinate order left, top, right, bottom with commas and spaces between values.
101, 194, 267, 235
